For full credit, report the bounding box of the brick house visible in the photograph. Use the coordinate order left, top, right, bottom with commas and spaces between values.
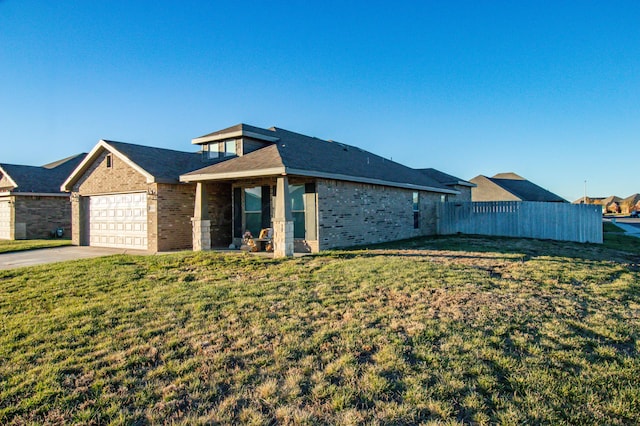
181, 124, 472, 256
62, 124, 471, 255
470, 173, 566, 203
621, 194, 640, 214
0, 154, 85, 239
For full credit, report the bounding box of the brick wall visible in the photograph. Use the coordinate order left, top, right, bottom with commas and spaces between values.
156, 183, 197, 251
73, 151, 148, 194
14, 195, 71, 239
317, 179, 445, 250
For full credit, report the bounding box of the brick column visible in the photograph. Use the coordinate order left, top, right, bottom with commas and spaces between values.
273, 176, 294, 257
70, 193, 82, 246
192, 182, 211, 251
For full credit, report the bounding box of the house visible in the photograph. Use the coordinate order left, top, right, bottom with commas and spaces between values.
63, 124, 471, 255
573, 196, 605, 205
621, 194, 640, 214
181, 124, 471, 256
61, 140, 215, 252
469, 173, 567, 203
0, 154, 85, 239
600, 195, 622, 214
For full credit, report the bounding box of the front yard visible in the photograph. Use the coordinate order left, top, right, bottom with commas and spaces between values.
0, 235, 639, 424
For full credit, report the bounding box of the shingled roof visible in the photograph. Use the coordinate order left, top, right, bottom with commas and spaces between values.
182, 125, 458, 194
470, 173, 567, 202
0, 154, 85, 194
417, 168, 474, 188
62, 140, 211, 190
105, 141, 208, 182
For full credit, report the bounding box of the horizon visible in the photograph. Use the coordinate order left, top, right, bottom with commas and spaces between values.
1, 1, 638, 202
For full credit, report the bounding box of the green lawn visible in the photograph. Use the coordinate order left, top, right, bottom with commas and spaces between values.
1, 236, 639, 424
0, 239, 71, 254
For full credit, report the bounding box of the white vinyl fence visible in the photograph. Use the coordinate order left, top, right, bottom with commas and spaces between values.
437, 202, 602, 243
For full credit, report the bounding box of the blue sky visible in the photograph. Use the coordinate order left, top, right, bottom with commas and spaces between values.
1, 0, 638, 201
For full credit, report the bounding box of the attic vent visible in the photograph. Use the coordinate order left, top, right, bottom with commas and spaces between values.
106, 154, 113, 168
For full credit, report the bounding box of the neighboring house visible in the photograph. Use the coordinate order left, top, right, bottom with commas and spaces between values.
621, 194, 640, 214
573, 196, 605, 205
469, 173, 567, 203
601, 195, 622, 214
61, 140, 217, 252
61, 124, 470, 255
0, 154, 85, 239
181, 124, 470, 256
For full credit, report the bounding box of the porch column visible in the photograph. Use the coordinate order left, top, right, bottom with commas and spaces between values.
191, 182, 211, 251
273, 176, 294, 257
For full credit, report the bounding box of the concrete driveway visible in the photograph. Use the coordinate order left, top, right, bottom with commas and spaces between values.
605, 217, 640, 238
0, 246, 153, 270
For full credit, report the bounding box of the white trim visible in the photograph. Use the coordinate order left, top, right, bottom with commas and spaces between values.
61, 140, 156, 191
0, 165, 18, 189
284, 168, 460, 194
192, 130, 279, 144
180, 167, 286, 182
72, 189, 151, 197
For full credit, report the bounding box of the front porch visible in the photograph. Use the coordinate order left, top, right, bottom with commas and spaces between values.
189, 175, 319, 257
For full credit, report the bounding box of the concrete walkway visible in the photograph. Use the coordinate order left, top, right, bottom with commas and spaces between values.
0, 246, 152, 270
614, 222, 640, 238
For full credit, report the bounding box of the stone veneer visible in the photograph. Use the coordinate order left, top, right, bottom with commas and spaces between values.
316, 179, 445, 250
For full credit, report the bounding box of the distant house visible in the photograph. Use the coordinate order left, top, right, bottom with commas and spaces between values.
573, 196, 605, 205
600, 195, 623, 214
469, 173, 567, 203
62, 124, 471, 255
0, 154, 85, 239
621, 194, 640, 214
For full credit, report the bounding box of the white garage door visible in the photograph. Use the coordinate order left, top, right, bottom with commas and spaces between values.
0, 200, 10, 240
89, 193, 148, 249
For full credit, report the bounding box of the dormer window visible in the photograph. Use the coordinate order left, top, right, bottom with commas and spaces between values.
207, 139, 238, 159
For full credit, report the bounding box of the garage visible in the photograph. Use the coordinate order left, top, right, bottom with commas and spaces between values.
88, 193, 148, 249
0, 199, 11, 240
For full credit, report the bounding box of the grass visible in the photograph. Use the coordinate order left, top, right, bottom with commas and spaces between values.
0, 239, 71, 254
0, 235, 639, 424
603, 222, 626, 233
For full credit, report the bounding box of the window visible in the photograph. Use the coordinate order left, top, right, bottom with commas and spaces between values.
413, 192, 420, 229
440, 194, 448, 203
106, 154, 113, 168
208, 139, 238, 159
290, 185, 305, 239
244, 187, 262, 236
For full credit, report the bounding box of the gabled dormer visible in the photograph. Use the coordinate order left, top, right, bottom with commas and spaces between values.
192, 123, 280, 161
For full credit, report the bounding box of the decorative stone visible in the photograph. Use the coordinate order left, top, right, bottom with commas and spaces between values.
192, 218, 211, 251
272, 219, 294, 258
